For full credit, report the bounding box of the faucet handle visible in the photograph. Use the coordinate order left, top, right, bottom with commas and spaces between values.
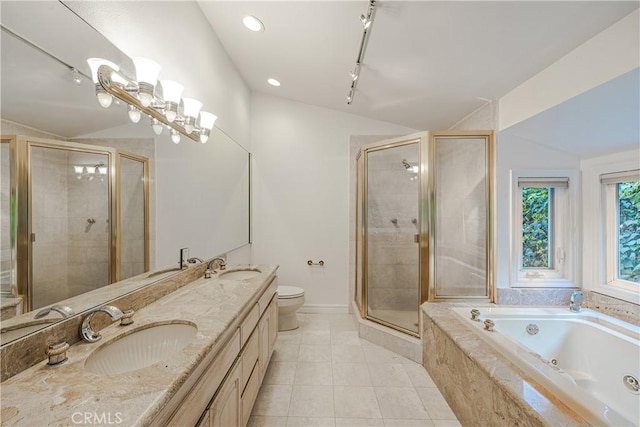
120, 309, 135, 326
483, 319, 495, 331
46, 341, 69, 365
470, 309, 481, 321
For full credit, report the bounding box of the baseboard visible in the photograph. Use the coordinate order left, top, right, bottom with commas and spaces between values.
299, 304, 349, 314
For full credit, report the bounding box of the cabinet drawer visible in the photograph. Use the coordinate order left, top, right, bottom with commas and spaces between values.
241, 329, 259, 392
241, 363, 261, 426
240, 304, 259, 347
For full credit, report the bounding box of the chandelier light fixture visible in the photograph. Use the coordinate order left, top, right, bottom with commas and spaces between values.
347, 0, 377, 105
87, 57, 218, 144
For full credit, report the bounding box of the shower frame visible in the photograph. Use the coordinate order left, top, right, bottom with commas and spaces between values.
3, 135, 150, 312
355, 131, 495, 337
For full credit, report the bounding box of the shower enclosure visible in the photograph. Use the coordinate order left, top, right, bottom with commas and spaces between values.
355, 131, 494, 336
1, 135, 149, 311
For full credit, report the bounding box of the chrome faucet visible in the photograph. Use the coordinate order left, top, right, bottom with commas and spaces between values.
34, 305, 74, 319
79, 305, 124, 343
187, 257, 204, 264
204, 257, 227, 278
569, 290, 584, 312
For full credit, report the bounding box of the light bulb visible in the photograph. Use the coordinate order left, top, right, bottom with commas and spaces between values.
97, 91, 113, 108
151, 117, 163, 135
138, 92, 154, 108
128, 105, 141, 123
160, 80, 184, 123
182, 98, 202, 134
165, 110, 177, 123
133, 57, 161, 108
170, 129, 181, 144
200, 129, 210, 144
98, 166, 108, 175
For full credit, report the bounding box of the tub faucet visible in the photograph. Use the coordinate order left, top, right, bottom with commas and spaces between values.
80, 305, 124, 343
569, 290, 584, 312
34, 305, 74, 319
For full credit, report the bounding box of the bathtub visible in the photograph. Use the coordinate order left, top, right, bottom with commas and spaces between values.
452, 306, 640, 427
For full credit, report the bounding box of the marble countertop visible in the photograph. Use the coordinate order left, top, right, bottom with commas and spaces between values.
0, 264, 277, 426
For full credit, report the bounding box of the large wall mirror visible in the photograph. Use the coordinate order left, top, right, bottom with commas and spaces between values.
0, 1, 250, 344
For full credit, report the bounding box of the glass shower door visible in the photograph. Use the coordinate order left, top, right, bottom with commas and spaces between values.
29, 143, 112, 309
364, 139, 421, 335
118, 152, 149, 280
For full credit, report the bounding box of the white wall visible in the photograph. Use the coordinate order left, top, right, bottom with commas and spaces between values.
251, 93, 416, 311
499, 9, 639, 130
70, 2, 252, 266
495, 133, 581, 288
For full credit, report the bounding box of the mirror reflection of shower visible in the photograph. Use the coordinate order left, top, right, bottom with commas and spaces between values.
73, 162, 107, 181
402, 159, 419, 181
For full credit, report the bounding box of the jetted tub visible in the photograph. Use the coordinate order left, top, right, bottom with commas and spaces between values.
452, 306, 640, 426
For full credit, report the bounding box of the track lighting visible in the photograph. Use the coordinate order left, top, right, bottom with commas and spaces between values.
88, 57, 218, 143
360, 14, 371, 29
346, 0, 376, 105
71, 68, 82, 85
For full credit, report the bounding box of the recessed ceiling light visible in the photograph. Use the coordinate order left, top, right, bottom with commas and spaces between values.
243, 15, 264, 32
267, 78, 281, 87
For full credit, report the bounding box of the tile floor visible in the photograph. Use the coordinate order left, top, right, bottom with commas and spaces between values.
249, 313, 461, 427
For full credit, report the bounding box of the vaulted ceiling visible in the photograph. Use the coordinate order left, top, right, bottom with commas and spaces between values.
199, 1, 638, 130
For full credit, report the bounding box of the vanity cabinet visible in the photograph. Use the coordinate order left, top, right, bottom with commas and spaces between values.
170, 277, 278, 427
208, 360, 241, 427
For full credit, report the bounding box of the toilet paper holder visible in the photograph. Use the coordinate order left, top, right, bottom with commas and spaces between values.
307, 260, 325, 266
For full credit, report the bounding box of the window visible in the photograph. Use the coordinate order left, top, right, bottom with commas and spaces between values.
511, 172, 576, 287
602, 170, 640, 291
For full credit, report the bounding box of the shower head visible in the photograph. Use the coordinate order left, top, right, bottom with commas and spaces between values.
402, 159, 411, 170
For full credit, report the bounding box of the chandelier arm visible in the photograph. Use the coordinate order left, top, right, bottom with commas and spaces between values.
97, 64, 200, 142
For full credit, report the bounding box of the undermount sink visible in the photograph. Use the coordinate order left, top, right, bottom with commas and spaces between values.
85, 322, 197, 375
219, 269, 261, 280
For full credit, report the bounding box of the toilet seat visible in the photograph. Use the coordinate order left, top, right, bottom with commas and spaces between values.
278, 286, 304, 299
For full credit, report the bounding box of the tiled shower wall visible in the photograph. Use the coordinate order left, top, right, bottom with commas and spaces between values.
30, 148, 71, 308
73, 138, 155, 275
66, 151, 111, 300
365, 143, 419, 312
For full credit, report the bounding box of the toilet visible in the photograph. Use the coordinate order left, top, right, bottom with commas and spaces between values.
277, 286, 305, 331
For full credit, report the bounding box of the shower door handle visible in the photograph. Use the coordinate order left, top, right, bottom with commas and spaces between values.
31, 233, 36, 243
414, 234, 419, 243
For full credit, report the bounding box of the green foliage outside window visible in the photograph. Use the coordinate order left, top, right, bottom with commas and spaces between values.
618, 181, 640, 283
522, 187, 550, 268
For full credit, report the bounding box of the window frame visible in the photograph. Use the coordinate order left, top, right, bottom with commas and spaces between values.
510, 169, 579, 288
602, 170, 640, 292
